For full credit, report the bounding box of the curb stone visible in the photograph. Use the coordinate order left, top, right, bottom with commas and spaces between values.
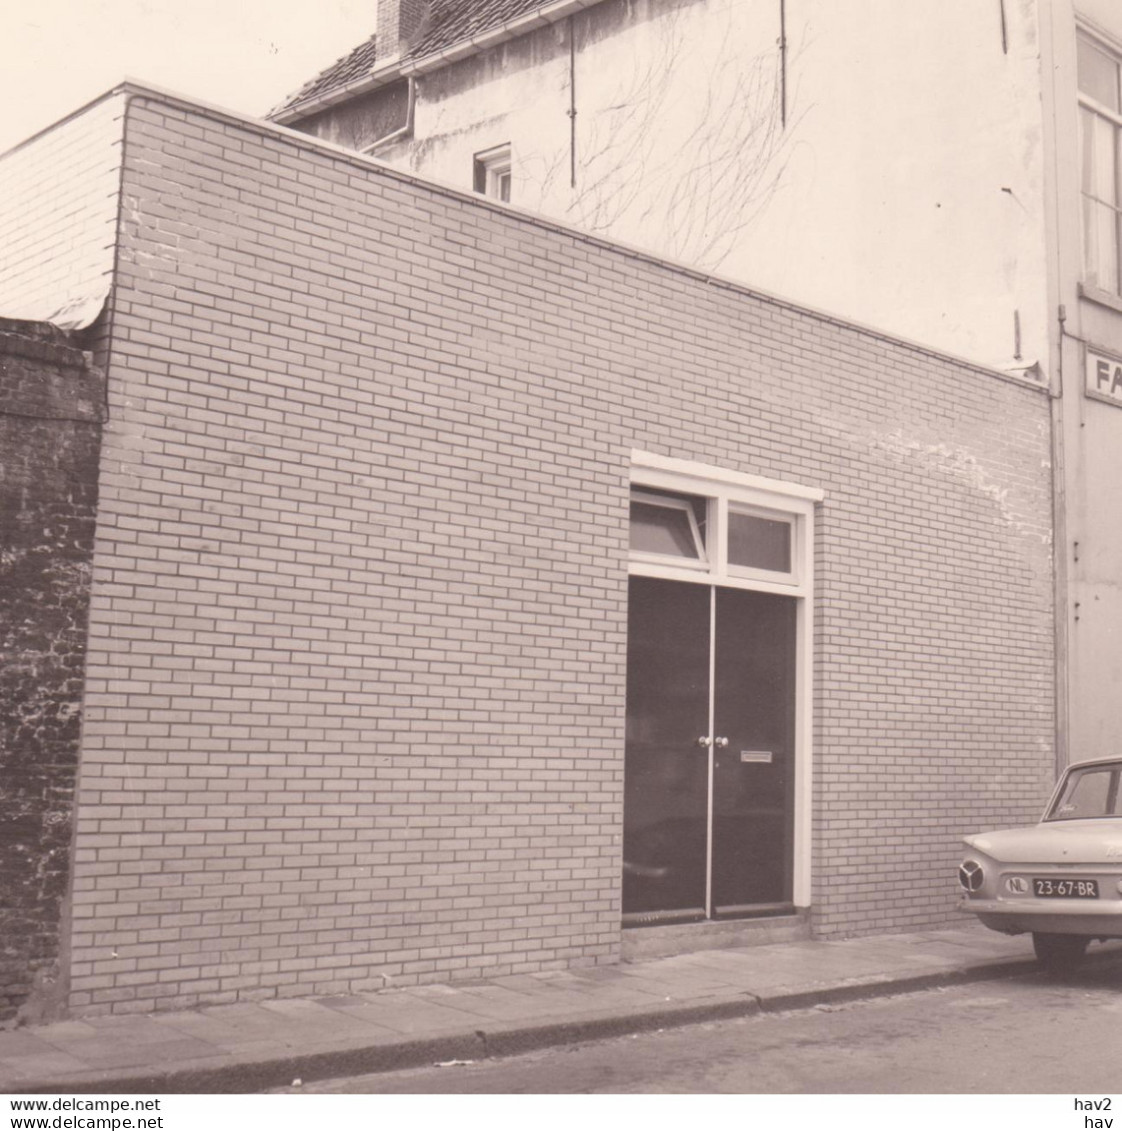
8, 952, 1068, 1095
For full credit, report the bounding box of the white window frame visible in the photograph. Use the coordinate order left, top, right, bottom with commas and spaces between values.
726, 501, 799, 585
1078, 29, 1122, 298
629, 488, 709, 571
474, 143, 512, 203
628, 452, 817, 598
628, 451, 823, 909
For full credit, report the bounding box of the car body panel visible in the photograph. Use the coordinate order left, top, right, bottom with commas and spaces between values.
970, 906, 1122, 937
963, 821, 1122, 864
958, 758, 1122, 942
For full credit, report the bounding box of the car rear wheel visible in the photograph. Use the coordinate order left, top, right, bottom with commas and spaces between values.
1032, 932, 1089, 971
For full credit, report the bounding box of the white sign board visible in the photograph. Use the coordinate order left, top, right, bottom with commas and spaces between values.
1086, 347, 1122, 406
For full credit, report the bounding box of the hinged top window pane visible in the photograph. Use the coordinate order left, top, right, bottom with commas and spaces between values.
629, 489, 707, 563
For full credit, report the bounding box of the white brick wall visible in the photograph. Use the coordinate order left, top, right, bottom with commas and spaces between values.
0, 95, 124, 326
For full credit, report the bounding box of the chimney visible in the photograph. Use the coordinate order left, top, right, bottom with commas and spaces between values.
377, 0, 429, 62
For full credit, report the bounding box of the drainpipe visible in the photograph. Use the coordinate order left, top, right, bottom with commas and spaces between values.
780, 0, 788, 128
568, 16, 578, 188
1051, 306, 1070, 777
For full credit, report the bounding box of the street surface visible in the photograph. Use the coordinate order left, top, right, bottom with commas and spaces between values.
276, 964, 1122, 1093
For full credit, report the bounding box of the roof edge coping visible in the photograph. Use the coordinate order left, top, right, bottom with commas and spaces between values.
52, 79, 1047, 396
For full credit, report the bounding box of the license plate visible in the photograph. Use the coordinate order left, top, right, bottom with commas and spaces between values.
1032, 878, 1099, 898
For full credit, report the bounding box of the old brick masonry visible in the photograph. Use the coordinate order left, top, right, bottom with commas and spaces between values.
0, 320, 104, 1024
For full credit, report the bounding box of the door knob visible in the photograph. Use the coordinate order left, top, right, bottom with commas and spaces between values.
714, 737, 729, 748
697, 736, 712, 748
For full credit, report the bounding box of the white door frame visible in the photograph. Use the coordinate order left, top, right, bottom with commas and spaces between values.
628, 450, 823, 909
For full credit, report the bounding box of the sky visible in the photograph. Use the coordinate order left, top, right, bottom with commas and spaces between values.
0, 0, 380, 154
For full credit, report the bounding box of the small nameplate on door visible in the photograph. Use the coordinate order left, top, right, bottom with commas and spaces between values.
740, 750, 773, 764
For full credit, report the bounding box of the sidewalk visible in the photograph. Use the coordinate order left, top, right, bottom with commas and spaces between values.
3, 922, 1119, 1094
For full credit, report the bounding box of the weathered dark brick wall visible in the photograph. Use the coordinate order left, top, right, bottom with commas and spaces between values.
0, 319, 104, 1025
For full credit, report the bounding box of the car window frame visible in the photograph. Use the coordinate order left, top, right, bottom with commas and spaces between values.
1043, 761, 1122, 821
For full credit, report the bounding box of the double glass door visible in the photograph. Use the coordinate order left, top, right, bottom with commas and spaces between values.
623, 575, 796, 923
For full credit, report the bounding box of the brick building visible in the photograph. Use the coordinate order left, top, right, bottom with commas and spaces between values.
0, 85, 1055, 1019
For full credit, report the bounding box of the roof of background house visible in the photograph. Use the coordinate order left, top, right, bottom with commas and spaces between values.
272, 0, 554, 119
281, 35, 381, 111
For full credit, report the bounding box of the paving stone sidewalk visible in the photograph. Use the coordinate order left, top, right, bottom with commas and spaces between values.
3, 922, 1118, 1094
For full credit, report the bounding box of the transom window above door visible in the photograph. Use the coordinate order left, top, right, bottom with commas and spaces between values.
628, 451, 819, 594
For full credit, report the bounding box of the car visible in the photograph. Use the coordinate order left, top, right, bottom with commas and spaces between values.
958, 756, 1122, 970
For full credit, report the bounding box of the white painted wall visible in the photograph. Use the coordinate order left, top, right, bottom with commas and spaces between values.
391, 0, 1051, 375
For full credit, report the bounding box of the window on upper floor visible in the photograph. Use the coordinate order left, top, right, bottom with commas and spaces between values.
1078, 32, 1122, 296
473, 144, 512, 203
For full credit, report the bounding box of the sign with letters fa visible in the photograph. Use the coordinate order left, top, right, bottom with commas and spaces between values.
1086, 346, 1122, 407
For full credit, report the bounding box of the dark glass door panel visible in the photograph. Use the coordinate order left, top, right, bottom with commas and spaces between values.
622, 576, 710, 919
711, 588, 796, 913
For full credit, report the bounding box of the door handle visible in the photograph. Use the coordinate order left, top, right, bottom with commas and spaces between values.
714, 736, 729, 748
697, 736, 712, 748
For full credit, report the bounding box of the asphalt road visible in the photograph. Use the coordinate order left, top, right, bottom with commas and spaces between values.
274, 963, 1122, 1094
